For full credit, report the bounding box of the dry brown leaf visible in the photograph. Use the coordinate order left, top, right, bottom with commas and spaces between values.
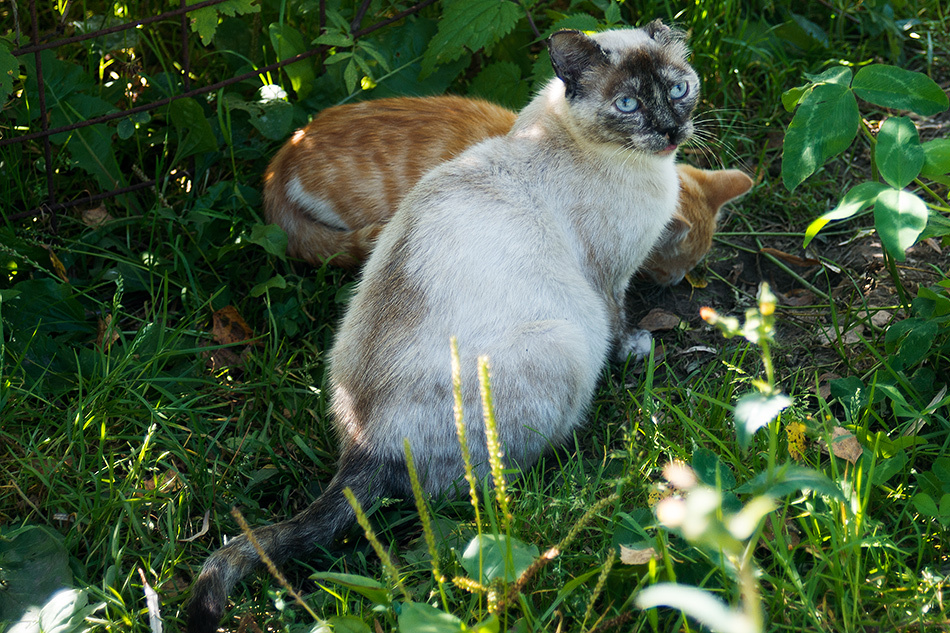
96, 314, 120, 350
142, 468, 182, 493
921, 238, 942, 254
760, 247, 820, 268
42, 245, 69, 281
816, 372, 841, 400
180, 510, 211, 543
637, 308, 680, 332
829, 426, 863, 464
212, 305, 255, 345
684, 270, 708, 289
782, 288, 816, 307
81, 204, 113, 227
619, 544, 660, 565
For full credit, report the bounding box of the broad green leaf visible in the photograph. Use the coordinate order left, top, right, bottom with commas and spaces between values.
116, 118, 135, 140
782, 85, 807, 112
941, 493, 950, 520
921, 138, 950, 179
829, 375, 871, 420
328, 615, 373, 633
912, 492, 939, 517
0, 42, 19, 104
188, 0, 260, 46
876, 117, 924, 189
268, 23, 315, 99
0, 526, 72, 621
12, 588, 104, 633
343, 58, 359, 94
870, 450, 907, 485
804, 66, 853, 86
782, 82, 859, 191
60, 123, 125, 191
853, 64, 949, 116
225, 91, 294, 141
398, 602, 464, 632
873, 188, 928, 261
803, 181, 887, 248
313, 32, 354, 47
469, 61, 531, 110
460, 534, 538, 583
736, 464, 846, 501
933, 457, 950, 487
420, 0, 523, 78
544, 13, 601, 38
310, 572, 390, 606
636, 584, 756, 633
250, 274, 286, 297
884, 317, 937, 369
734, 392, 792, 448
369, 18, 469, 99
169, 98, 217, 161
692, 447, 736, 490
775, 13, 829, 52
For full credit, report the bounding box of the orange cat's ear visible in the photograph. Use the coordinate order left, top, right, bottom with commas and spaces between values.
708, 170, 753, 209
667, 213, 692, 245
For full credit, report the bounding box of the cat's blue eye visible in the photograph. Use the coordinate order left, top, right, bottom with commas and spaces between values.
670, 82, 689, 100
615, 96, 639, 113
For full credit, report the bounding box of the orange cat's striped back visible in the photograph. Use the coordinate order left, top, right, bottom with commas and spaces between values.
263, 96, 517, 268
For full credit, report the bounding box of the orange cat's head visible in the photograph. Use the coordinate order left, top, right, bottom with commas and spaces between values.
643, 165, 753, 286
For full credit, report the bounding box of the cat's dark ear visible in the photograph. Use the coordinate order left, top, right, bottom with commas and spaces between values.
645, 19, 687, 45
547, 30, 608, 99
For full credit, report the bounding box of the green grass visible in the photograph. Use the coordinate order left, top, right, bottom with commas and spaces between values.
2, 1, 950, 631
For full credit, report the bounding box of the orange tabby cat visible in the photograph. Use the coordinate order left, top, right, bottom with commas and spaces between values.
263, 96, 517, 269
263, 96, 752, 279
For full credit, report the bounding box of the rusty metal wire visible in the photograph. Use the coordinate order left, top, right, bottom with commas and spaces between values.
2, 0, 436, 223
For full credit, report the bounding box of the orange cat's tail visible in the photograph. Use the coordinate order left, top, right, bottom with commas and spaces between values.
285, 211, 383, 269
263, 172, 384, 270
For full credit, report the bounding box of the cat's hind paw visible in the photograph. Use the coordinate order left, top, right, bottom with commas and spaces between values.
615, 328, 653, 363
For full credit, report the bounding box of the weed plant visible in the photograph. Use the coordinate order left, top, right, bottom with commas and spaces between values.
2, 1, 949, 632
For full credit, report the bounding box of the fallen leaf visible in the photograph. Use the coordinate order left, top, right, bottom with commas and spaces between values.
816, 372, 841, 400
96, 314, 119, 350
41, 245, 69, 281
828, 426, 863, 464
760, 247, 820, 268
681, 345, 717, 355
638, 308, 680, 332
81, 204, 113, 227
782, 288, 816, 307
180, 510, 211, 543
918, 238, 942, 255
619, 544, 660, 565
685, 270, 708, 288
142, 469, 182, 493
212, 306, 254, 345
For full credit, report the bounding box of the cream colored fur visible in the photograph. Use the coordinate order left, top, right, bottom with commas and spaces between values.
330, 24, 698, 482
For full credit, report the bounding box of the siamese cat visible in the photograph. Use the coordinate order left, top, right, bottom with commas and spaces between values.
188, 21, 701, 632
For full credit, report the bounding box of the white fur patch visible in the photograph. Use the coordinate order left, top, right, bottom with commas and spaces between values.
286, 176, 350, 230
616, 328, 653, 362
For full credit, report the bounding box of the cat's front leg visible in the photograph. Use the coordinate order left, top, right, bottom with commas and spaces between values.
614, 327, 653, 363
607, 285, 653, 363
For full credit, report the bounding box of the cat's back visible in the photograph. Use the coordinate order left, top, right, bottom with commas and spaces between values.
264, 96, 516, 226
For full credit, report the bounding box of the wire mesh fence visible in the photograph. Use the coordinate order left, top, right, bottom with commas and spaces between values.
0, 0, 435, 227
